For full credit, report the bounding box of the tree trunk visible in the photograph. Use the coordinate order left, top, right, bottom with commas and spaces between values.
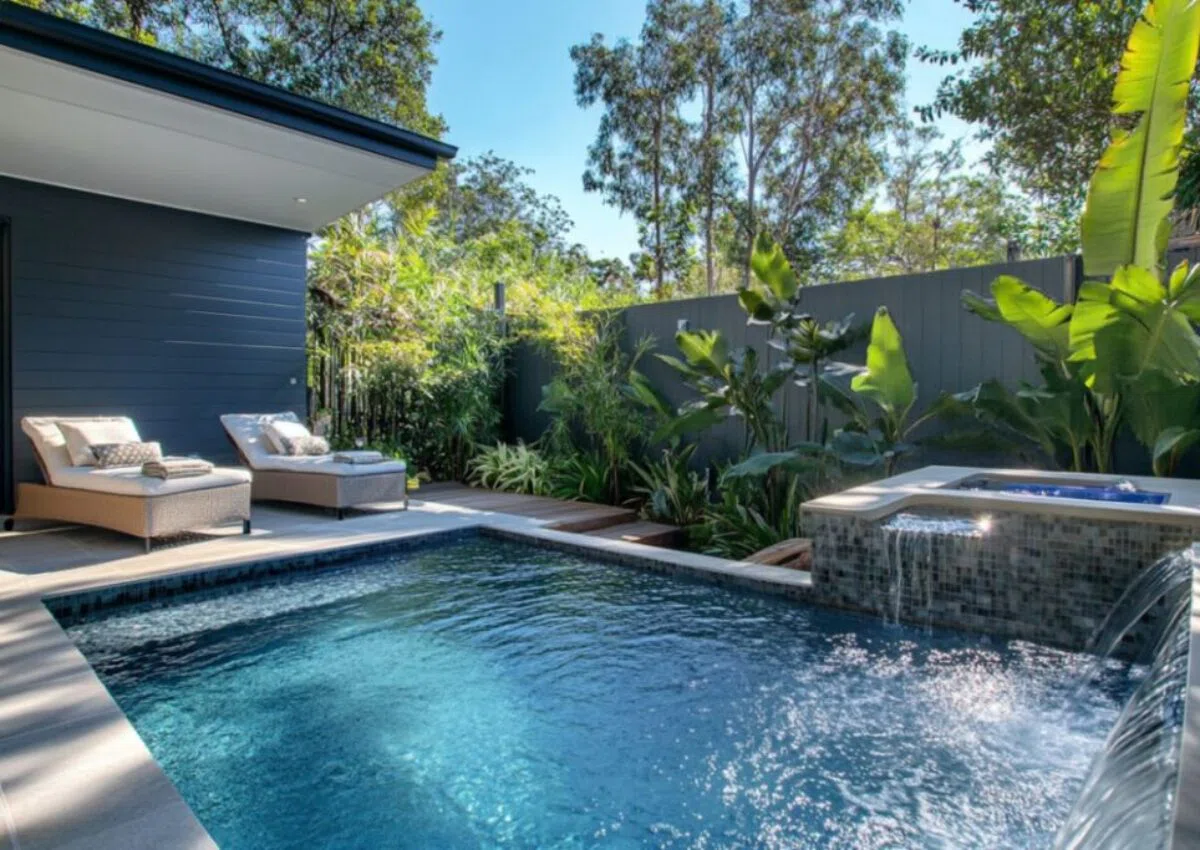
653, 106, 665, 297
744, 109, 756, 289
702, 74, 716, 296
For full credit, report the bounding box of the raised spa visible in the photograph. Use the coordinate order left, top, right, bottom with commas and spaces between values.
52, 535, 1128, 849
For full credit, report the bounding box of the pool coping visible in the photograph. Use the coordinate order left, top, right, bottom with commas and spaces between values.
0, 519, 811, 850
802, 465, 1200, 527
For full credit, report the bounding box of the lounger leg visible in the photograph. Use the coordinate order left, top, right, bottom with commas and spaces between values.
242, 520, 252, 535
2, 518, 12, 532
336, 508, 346, 521
144, 537, 152, 554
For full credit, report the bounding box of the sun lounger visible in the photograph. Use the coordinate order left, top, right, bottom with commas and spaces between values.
220, 413, 407, 518
7, 416, 252, 551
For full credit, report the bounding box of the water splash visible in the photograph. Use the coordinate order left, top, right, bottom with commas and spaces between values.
1053, 547, 1196, 850
879, 513, 988, 627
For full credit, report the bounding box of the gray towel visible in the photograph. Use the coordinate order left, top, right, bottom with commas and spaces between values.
142, 457, 214, 479
332, 450, 385, 465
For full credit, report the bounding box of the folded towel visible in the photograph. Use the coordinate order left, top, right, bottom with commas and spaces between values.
332, 450, 386, 465
142, 457, 215, 479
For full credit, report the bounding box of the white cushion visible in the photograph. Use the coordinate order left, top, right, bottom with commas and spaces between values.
56, 418, 142, 467
53, 464, 251, 497
22, 416, 140, 482
221, 413, 405, 476
263, 419, 312, 455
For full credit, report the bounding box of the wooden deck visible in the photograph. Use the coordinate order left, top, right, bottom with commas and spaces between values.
418, 482, 680, 547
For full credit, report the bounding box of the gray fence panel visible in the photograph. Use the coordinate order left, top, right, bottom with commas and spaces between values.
504, 256, 1072, 468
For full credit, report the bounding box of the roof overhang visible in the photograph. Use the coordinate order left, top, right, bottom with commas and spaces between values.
0, 3, 456, 232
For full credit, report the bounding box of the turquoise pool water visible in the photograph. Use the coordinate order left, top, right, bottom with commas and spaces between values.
60, 537, 1132, 849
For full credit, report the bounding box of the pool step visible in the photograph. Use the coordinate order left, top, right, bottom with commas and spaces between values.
745, 538, 813, 571
583, 521, 682, 548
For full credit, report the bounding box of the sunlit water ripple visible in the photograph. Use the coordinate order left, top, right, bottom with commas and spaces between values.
61, 537, 1135, 849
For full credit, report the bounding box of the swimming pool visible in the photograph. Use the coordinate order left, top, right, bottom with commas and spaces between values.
58, 536, 1132, 849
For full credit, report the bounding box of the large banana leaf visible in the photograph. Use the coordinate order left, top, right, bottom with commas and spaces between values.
963, 276, 1073, 363
1070, 261, 1200, 392
850, 307, 914, 416
1080, 0, 1200, 279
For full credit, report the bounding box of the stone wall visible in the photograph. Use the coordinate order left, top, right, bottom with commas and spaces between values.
809, 509, 1199, 654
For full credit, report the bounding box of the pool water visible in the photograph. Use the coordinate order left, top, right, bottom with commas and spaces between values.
60, 537, 1133, 850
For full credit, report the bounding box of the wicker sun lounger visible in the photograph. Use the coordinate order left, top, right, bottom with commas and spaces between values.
6, 416, 252, 551
221, 413, 407, 518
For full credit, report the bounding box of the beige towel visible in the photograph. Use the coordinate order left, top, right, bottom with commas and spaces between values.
142, 457, 214, 479
332, 450, 385, 465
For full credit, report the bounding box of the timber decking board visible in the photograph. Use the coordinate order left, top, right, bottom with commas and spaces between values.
418, 483, 677, 544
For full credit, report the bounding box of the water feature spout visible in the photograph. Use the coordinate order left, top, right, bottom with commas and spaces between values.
1053, 546, 1197, 850
879, 513, 989, 627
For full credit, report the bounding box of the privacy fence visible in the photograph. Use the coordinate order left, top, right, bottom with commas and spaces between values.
503, 250, 1195, 471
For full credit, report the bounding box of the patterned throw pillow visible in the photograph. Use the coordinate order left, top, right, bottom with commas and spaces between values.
91, 441, 163, 469
277, 434, 330, 456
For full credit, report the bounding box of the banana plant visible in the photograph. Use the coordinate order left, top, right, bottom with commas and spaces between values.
955, 0, 1200, 475
738, 234, 862, 441
959, 277, 1120, 472
656, 329, 792, 453
1079, 0, 1200, 281
818, 307, 964, 476
1065, 0, 1200, 471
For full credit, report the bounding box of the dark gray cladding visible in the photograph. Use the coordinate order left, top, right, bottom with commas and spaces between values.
0, 175, 308, 501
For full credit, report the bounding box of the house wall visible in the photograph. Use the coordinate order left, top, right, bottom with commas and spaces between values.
0, 176, 308, 503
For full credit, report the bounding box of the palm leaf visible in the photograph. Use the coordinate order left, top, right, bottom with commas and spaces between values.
1080, 0, 1200, 279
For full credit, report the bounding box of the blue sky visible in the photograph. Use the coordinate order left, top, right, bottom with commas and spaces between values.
421, 0, 978, 260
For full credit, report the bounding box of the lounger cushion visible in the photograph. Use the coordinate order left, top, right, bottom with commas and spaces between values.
93, 441, 163, 468
53, 465, 251, 497
56, 418, 141, 467
21, 416, 141, 483
263, 419, 312, 454
222, 414, 406, 476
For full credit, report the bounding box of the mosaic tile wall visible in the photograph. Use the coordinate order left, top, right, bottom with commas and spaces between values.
809, 509, 1200, 654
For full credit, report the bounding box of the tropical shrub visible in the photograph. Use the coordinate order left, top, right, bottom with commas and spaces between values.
629, 445, 710, 527
537, 314, 657, 504
468, 442, 553, 495
958, 0, 1200, 476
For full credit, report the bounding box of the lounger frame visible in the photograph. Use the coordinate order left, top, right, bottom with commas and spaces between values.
228, 440, 407, 518
6, 448, 251, 551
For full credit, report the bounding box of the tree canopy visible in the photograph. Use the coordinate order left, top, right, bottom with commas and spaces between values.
917, 1, 1145, 207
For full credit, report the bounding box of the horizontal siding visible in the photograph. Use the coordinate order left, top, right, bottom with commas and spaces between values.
0, 175, 308, 495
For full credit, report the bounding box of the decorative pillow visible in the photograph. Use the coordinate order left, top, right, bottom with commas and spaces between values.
278, 434, 330, 456
91, 441, 163, 469
263, 419, 312, 454
57, 419, 141, 466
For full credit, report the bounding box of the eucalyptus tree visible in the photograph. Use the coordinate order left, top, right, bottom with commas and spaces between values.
677, 0, 739, 295
727, 0, 906, 279
571, 1, 697, 296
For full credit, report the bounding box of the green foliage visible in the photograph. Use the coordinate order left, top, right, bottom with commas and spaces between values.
629, 445, 710, 527
657, 331, 791, 452
550, 453, 613, 504
469, 442, 553, 496
537, 316, 656, 504
959, 278, 1118, 472
956, 0, 1200, 476
1080, 0, 1200, 279
692, 472, 808, 560
822, 126, 1043, 278
23, 0, 445, 134
917, 0, 1145, 208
